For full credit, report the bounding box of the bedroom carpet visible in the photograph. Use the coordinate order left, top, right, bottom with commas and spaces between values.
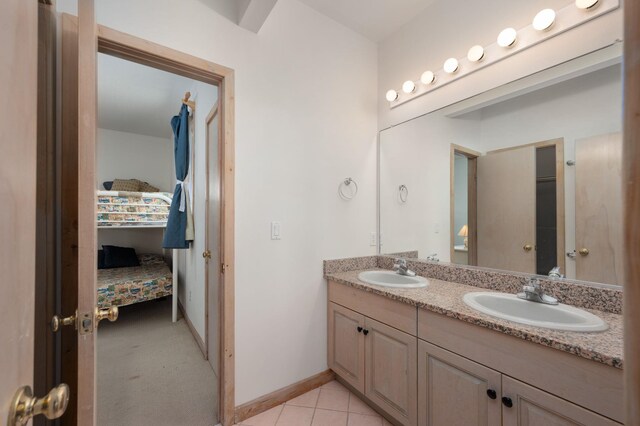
97, 298, 219, 426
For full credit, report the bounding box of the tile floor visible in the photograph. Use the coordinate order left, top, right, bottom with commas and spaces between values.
237, 380, 392, 426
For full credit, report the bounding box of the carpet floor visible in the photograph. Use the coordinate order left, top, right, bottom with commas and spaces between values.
97, 298, 218, 426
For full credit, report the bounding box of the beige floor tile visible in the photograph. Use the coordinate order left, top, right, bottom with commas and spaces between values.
316, 388, 350, 411
347, 413, 383, 426
311, 408, 348, 426
348, 394, 378, 416
321, 380, 349, 393
276, 405, 315, 426
286, 388, 320, 408
240, 404, 284, 426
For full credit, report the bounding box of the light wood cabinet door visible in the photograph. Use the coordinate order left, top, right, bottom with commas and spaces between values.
365, 318, 417, 426
418, 340, 501, 426
502, 376, 620, 426
328, 302, 365, 393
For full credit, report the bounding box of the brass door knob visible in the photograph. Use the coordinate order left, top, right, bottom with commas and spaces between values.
95, 306, 119, 325
51, 313, 77, 332
523, 244, 533, 252
202, 250, 212, 260
8, 384, 70, 425
579, 248, 590, 256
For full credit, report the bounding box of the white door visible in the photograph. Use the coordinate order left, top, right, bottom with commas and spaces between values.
0, 0, 40, 424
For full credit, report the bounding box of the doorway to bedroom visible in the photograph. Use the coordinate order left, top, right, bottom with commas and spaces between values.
95, 52, 221, 425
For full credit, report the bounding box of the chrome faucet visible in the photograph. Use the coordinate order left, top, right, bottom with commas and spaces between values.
517, 277, 558, 305
393, 258, 416, 277
426, 253, 439, 262
548, 266, 564, 279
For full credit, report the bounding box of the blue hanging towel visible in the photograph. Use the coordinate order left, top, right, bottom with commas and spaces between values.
163, 104, 190, 249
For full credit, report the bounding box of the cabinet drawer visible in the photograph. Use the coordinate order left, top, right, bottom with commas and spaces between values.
328, 281, 417, 335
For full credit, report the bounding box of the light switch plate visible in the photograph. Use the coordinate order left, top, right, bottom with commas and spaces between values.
271, 221, 281, 240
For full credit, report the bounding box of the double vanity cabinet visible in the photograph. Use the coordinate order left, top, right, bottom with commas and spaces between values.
327, 280, 623, 426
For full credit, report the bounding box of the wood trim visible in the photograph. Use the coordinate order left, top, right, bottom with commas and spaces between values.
59, 14, 80, 426
234, 370, 335, 423
554, 140, 566, 273
94, 23, 237, 426
623, 0, 640, 423
450, 144, 479, 265
178, 301, 207, 357
76, 1, 98, 423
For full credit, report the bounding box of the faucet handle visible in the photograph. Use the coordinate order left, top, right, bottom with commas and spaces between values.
393, 258, 406, 267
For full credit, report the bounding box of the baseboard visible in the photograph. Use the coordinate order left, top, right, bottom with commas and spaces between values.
234, 369, 335, 423
178, 300, 208, 359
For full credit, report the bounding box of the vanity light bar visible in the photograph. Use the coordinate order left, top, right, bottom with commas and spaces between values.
385, 0, 615, 108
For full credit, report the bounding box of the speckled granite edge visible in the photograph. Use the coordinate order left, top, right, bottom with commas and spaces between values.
377, 256, 622, 314
326, 269, 623, 369
323, 256, 378, 275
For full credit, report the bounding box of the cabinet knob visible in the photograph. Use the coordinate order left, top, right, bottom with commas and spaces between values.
486, 389, 497, 400
357, 326, 363, 333
363, 329, 369, 336
501, 396, 513, 408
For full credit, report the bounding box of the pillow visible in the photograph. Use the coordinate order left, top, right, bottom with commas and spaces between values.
110, 179, 141, 192
134, 179, 160, 193
97, 249, 106, 269
102, 245, 140, 268
103, 181, 113, 190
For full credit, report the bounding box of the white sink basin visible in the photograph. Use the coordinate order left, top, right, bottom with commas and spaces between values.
358, 270, 429, 288
463, 292, 608, 332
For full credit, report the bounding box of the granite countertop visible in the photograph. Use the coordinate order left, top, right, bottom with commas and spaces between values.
326, 268, 623, 369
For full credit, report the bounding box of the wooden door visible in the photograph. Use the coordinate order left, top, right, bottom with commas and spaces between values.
575, 133, 623, 285
328, 302, 365, 393
364, 318, 417, 426
418, 340, 501, 426
77, 0, 98, 423
477, 146, 536, 273
205, 103, 221, 419
0, 0, 38, 422
502, 376, 619, 426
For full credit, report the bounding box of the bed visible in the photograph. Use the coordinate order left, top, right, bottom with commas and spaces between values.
97, 190, 179, 321
97, 254, 172, 309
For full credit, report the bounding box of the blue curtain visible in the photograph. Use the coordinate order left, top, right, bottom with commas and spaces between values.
162, 104, 190, 249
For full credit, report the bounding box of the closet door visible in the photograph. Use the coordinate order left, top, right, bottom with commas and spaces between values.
477, 146, 536, 274
575, 133, 623, 285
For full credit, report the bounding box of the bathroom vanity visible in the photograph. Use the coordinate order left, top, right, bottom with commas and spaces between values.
325, 260, 623, 426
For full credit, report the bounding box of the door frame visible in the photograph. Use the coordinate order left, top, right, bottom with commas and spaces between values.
450, 144, 479, 266
65, 16, 236, 426
97, 25, 237, 426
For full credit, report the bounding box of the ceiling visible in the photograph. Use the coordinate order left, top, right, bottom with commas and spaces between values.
98, 54, 211, 139
296, 0, 438, 42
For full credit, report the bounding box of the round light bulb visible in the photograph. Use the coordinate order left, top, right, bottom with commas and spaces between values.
467, 45, 485, 62
443, 58, 459, 74
385, 89, 398, 102
575, 0, 599, 9
402, 80, 416, 94
497, 27, 517, 48
420, 71, 436, 85
533, 9, 556, 31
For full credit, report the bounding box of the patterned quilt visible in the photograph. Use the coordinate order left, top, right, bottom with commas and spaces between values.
97, 261, 173, 308
97, 192, 172, 227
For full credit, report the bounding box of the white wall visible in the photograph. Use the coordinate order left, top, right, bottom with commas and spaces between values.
177, 82, 218, 344
378, 0, 623, 129
58, 0, 378, 404
380, 65, 622, 280
97, 128, 173, 191
453, 155, 467, 247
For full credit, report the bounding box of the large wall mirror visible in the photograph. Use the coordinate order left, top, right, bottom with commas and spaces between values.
379, 45, 623, 287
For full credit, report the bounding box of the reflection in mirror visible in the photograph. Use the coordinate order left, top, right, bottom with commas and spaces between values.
380, 62, 622, 286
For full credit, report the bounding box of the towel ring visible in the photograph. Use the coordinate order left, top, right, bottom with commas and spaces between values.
339, 178, 358, 200
399, 185, 408, 203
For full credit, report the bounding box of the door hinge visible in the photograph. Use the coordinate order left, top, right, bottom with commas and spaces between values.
221, 263, 226, 274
